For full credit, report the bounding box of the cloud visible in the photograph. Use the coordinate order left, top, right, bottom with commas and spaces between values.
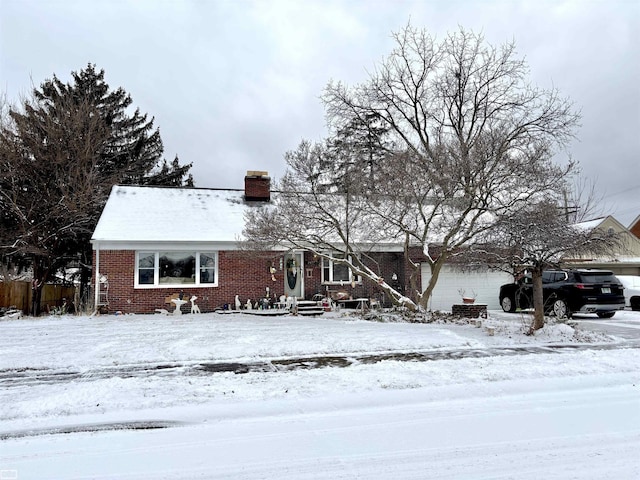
1, 0, 638, 224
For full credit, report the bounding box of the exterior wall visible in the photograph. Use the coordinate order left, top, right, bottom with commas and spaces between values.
421, 264, 513, 311
452, 304, 488, 318
95, 249, 279, 314
631, 221, 640, 239
219, 250, 282, 307
94, 248, 418, 314
302, 251, 413, 307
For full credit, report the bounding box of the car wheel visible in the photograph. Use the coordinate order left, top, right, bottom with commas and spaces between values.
596, 311, 615, 318
631, 298, 640, 311
552, 299, 570, 319
500, 296, 515, 313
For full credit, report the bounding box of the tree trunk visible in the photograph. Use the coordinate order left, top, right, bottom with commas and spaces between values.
31, 257, 51, 316
531, 267, 545, 331
407, 262, 421, 304
79, 262, 91, 313
417, 257, 446, 310
31, 280, 43, 316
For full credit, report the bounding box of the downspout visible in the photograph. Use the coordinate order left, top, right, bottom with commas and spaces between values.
92, 243, 100, 316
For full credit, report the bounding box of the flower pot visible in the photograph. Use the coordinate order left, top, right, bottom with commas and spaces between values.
462, 297, 475, 304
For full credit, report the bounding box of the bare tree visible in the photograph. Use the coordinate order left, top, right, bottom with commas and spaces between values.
482, 199, 622, 331
563, 174, 609, 223
244, 140, 418, 309
246, 25, 581, 311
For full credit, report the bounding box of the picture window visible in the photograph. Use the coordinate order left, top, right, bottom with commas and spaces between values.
135, 251, 218, 287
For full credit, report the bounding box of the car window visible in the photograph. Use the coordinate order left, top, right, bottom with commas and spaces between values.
542, 271, 566, 283
542, 272, 554, 283
576, 272, 618, 283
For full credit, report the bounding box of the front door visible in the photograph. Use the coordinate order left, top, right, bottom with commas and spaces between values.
284, 252, 304, 299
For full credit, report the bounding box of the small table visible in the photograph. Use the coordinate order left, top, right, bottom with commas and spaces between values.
337, 298, 370, 310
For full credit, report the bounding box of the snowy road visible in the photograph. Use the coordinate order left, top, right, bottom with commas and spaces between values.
2, 378, 638, 479
1, 311, 639, 479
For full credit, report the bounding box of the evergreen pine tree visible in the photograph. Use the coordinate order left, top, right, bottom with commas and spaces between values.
0, 64, 193, 313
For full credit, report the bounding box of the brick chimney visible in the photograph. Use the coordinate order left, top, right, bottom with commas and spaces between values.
244, 170, 271, 201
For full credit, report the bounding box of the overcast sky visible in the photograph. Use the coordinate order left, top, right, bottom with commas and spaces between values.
1, 0, 638, 225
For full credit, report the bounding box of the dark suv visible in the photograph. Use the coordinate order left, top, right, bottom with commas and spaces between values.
499, 269, 625, 318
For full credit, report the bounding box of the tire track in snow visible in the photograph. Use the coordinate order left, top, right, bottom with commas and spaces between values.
1, 341, 638, 388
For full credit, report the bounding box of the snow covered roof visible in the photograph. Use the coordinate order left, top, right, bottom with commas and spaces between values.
572, 217, 605, 232
91, 185, 262, 246
573, 216, 635, 237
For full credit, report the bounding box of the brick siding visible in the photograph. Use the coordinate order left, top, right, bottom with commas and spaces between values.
94, 248, 421, 314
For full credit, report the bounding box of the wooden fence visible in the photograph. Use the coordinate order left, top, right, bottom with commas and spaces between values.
0, 281, 76, 315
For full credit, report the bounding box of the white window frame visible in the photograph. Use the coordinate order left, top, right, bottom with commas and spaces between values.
321, 253, 361, 285
135, 251, 219, 288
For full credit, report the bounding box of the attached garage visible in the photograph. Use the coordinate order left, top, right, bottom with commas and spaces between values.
421, 264, 513, 311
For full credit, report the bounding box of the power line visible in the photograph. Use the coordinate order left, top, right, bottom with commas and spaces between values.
601, 184, 640, 200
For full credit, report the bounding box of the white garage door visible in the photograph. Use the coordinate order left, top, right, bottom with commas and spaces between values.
421, 264, 513, 311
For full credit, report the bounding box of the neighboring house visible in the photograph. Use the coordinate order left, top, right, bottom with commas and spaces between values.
629, 215, 640, 240
562, 216, 640, 276
91, 172, 413, 314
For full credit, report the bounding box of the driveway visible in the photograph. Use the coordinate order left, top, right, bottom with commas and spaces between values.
573, 310, 640, 341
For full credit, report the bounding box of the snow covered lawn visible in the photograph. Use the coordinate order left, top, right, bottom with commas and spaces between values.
1, 310, 639, 479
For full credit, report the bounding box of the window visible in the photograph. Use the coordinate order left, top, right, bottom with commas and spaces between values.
136, 251, 218, 287
576, 272, 618, 284
199, 253, 216, 284
542, 271, 567, 283
160, 252, 195, 284
322, 253, 359, 284
138, 253, 155, 285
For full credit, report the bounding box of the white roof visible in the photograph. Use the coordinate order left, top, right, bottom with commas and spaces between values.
92, 185, 258, 245
572, 217, 605, 232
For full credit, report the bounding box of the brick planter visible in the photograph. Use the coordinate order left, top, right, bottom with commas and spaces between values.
452, 304, 488, 318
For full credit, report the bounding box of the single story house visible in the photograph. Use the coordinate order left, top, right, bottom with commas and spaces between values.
91, 172, 415, 314
93, 172, 635, 315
